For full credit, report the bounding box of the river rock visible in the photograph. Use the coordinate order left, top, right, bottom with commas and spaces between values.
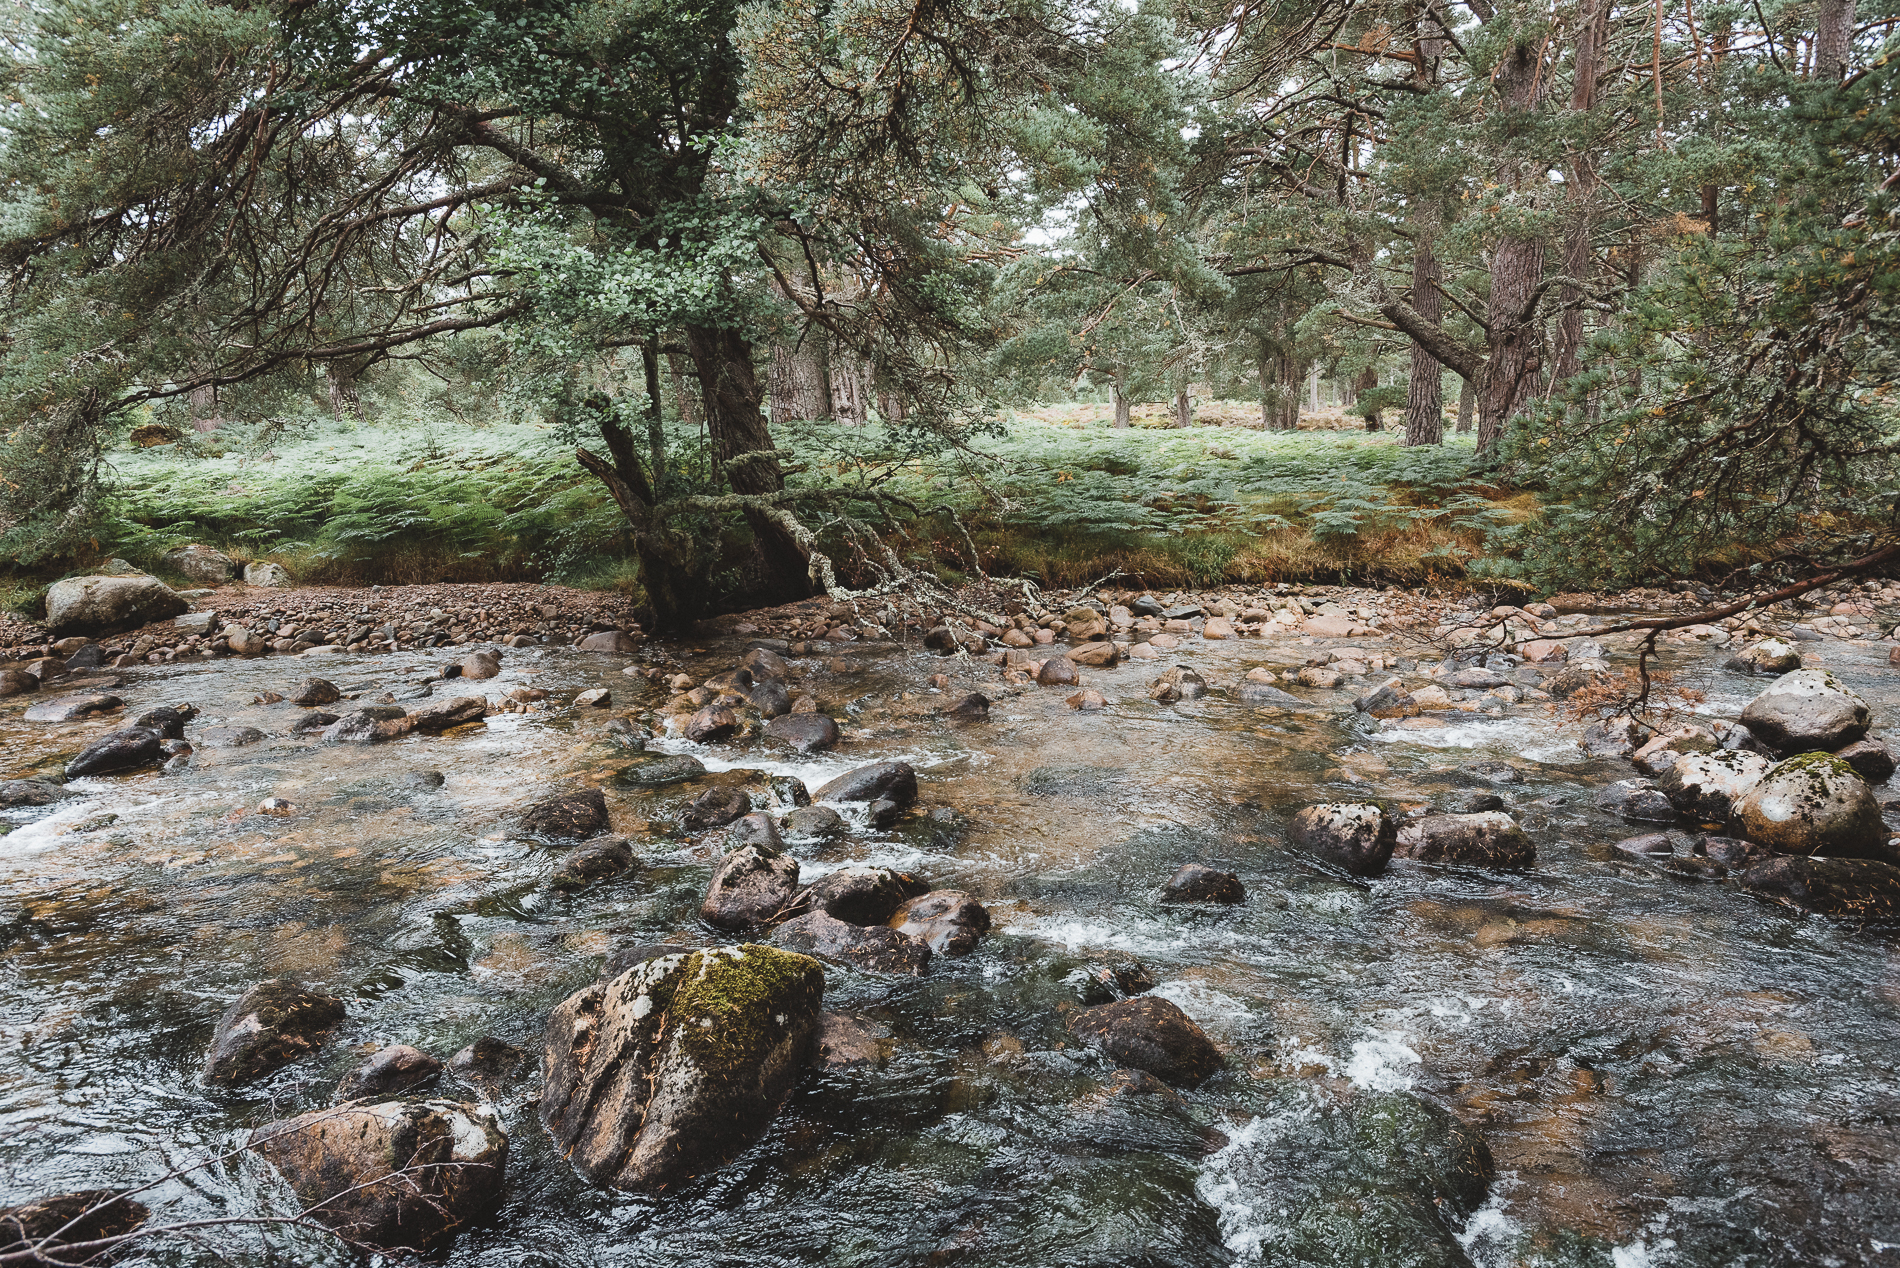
1658, 750, 1772, 821
1037, 656, 1081, 687
322, 711, 414, 744
615, 753, 707, 787
578, 629, 642, 654
249, 1099, 505, 1253
784, 805, 845, 838
552, 837, 637, 891
1725, 638, 1801, 676
1740, 854, 1900, 919
459, 650, 501, 680
1834, 737, 1897, 784
764, 713, 840, 753
45, 574, 187, 637
131, 704, 195, 737
200, 725, 266, 748
948, 692, 991, 722
23, 692, 122, 722
1393, 812, 1535, 867
681, 786, 752, 831
769, 774, 811, 808
447, 1037, 531, 1093
0, 1190, 149, 1262
520, 787, 609, 840
335, 1045, 443, 1101
291, 710, 341, 735
66, 727, 164, 778
1068, 997, 1222, 1087
1740, 668, 1871, 754
702, 843, 801, 929
243, 561, 292, 587
805, 866, 929, 924
407, 695, 487, 732
887, 890, 990, 955
1353, 678, 1416, 717
1595, 778, 1678, 823
726, 812, 784, 853
741, 646, 791, 679
1065, 607, 1109, 641
1070, 641, 1119, 667
684, 705, 739, 743
771, 910, 932, 974
815, 760, 918, 807
1728, 752, 1890, 861
1544, 662, 1611, 699
742, 677, 791, 719
539, 945, 824, 1191
203, 979, 346, 1084
0, 668, 40, 696
0, 779, 71, 807
160, 542, 234, 585
1160, 863, 1245, 903
1073, 952, 1159, 1005
1443, 667, 1509, 689
1289, 803, 1396, 876
288, 677, 340, 707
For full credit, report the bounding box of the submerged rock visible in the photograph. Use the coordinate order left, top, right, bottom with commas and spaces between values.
291, 710, 340, 735
887, 890, 991, 955
815, 760, 918, 807
448, 1036, 531, 1094
1595, 778, 1678, 824
1160, 863, 1246, 903
552, 838, 637, 891
539, 946, 823, 1191
701, 843, 801, 929
1658, 750, 1772, 822
65, 727, 164, 778
615, 753, 707, 787
322, 711, 414, 744
1740, 855, 1900, 919
334, 1045, 443, 1102
784, 805, 846, 839
1289, 803, 1396, 876
203, 979, 346, 1084
1068, 997, 1222, 1087
685, 705, 739, 743
131, 704, 195, 738
1740, 668, 1871, 754
1728, 753, 1890, 861
520, 787, 610, 840
249, 1099, 506, 1253
1393, 812, 1535, 867
23, 692, 122, 723
0, 1190, 149, 1262
199, 725, 265, 748
771, 910, 932, 974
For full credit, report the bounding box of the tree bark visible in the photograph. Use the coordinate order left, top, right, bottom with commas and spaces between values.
666, 352, 700, 426
1477, 35, 1552, 453
325, 364, 362, 420
1815, 0, 1854, 78
1174, 385, 1194, 428
641, 335, 666, 482
1455, 376, 1474, 433
189, 383, 221, 433
769, 333, 832, 424
1112, 373, 1131, 428
1354, 365, 1382, 431
1404, 232, 1444, 446
1553, 0, 1609, 383
829, 347, 868, 426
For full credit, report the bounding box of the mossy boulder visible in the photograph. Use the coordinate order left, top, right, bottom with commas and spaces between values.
539, 945, 824, 1191
1727, 752, 1892, 862
1739, 668, 1871, 755
1659, 750, 1772, 823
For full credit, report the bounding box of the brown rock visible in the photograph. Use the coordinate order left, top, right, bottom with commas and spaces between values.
1037, 657, 1080, 687
1067, 997, 1222, 1087
888, 890, 991, 955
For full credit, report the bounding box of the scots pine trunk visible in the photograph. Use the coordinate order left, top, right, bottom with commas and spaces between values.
1404, 233, 1444, 446
1553, 0, 1608, 383
1455, 377, 1474, 433
325, 364, 363, 420
1354, 365, 1383, 431
1815, 0, 1855, 77
769, 336, 832, 424
1173, 386, 1193, 428
1477, 37, 1551, 454
666, 353, 700, 427
1112, 374, 1131, 428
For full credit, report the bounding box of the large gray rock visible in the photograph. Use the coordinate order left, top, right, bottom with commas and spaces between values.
1658, 750, 1771, 822
1728, 752, 1891, 861
249, 1099, 505, 1253
23, 692, 122, 723
1393, 812, 1535, 867
45, 575, 187, 637
1740, 668, 1871, 754
1724, 638, 1801, 677
701, 843, 801, 929
539, 946, 823, 1191
408, 695, 488, 732
1740, 855, 1900, 919
764, 713, 840, 753
578, 629, 641, 654
0, 779, 71, 807
1595, 778, 1677, 823
243, 561, 292, 587
333, 1045, 443, 1102
1289, 803, 1395, 876
160, 543, 235, 586
814, 760, 918, 807
770, 909, 932, 974
203, 979, 345, 1084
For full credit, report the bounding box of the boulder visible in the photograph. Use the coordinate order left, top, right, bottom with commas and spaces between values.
1353, 678, 1417, 718
1037, 656, 1081, 687
771, 910, 932, 974
701, 843, 801, 929
1517, 639, 1569, 663
23, 692, 122, 723
743, 678, 791, 718
804, 866, 929, 925
1545, 662, 1611, 699
407, 695, 487, 732
131, 704, 195, 737
1393, 812, 1535, 867
1289, 803, 1396, 876
520, 787, 610, 840
1725, 638, 1801, 676
539, 946, 823, 1191
887, 890, 990, 955
684, 705, 739, 743
65, 727, 164, 778
291, 711, 341, 735
784, 805, 846, 838
1160, 863, 1245, 903
741, 646, 791, 680
0, 668, 40, 696
1658, 750, 1771, 822
552, 838, 637, 891
680, 786, 752, 831
1073, 953, 1159, 1006
1834, 737, 1897, 784
1728, 752, 1891, 861
764, 713, 840, 753
322, 712, 414, 744
578, 629, 642, 654
243, 561, 292, 587
614, 753, 707, 787
948, 692, 990, 722
814, 760, 918, 807
1070, 641, 1120, 667
1064, 607, 1109, 641
160, 543, 235, 586
1595, 778, 1678, 823
1740, 668, 1871, 754
1068, 997, 1222, 1087
249, 1099, 505, 1253
334, 1045, 443, 1102
203, 979, 346, 1084
224, 625, 267, 657
45, 574, 187, 638
0, 779, 71, 807
0, 1191, 149, 1263
769, 774, 811, 808
1739, 855, 1900, 920
1443, 667, 1509, 689
287, 677, 340, 707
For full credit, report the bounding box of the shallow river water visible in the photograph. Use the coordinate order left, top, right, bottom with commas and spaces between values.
3, 627, 1899, 1267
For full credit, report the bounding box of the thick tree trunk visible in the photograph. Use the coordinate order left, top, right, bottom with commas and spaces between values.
1173, 386, 1194, 428
189, 383, 221, 433
1815, 0, 1854, 77
1455, 377, 1474, 433
1112, 374, 1131, 428
1477, 36, 1551, 453
1354, 365, 1383, 431
769, 334, 832, 424
1404, 234, 1444, 446
684, 323, 811, 604
829, 348, 868, 426
325, 364, 362, 420
1258, 355, 1273, 430
1553, 0, 1609, 383
641, 336, 666, 481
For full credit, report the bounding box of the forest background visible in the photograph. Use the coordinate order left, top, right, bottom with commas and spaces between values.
4, 0, 1900, 630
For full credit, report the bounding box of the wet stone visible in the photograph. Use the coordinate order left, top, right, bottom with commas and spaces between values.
681, 785, 754, 832
1160, 863, 1246, 904
765, 713, 840, 753
771, 910, 932, 975
0, 1191, 149, 1262
289, 677, 340, 707
1071, 952, 1159, 1006
769, 774, 812, 808
200, 725, 266, 748
404, 769, 446, 791
23, 693, 122, 723
335, 1044, 443, 1102
0, 780, 71, 808
203, 979, 346, 1085
1290, 803, 1396, 876
887, 890, 991, 956
131, 705, 195, 738
815, 760, 918, 807
66, 727, 164, 778
552, 838, 637, 891
448, 1036, 531, 1094
805, 866, 929, 925
520, 787, 610, 841
614, 754, 707, 787
291, 711, 340, 735
1393, 812, 1535, 868
702, 844, 801, 930
408, 696, 487, 732
1740, 855, 1900, 920
1068, 996, 1222, 1087
784, 806, 845, 839
1595, 778, 1678, 824
1834, 737, 1897, 784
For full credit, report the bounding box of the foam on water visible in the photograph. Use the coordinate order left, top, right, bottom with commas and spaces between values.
1370, 714, 1588, 763
1455, 1179, 1526, 1268
1193, 1108, 1314, 1262
1003, 912, 1256, 958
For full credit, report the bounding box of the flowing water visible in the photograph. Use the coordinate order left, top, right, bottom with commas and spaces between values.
3, 628, 1899, 1266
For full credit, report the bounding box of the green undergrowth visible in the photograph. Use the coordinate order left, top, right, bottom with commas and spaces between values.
67, 413, 1525, 602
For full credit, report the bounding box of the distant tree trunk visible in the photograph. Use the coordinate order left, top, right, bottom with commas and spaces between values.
640, 335, 666, 481
1699, 23, 1730, 231
1478, 36, 1551, 453
829, 347, 869, 426
1554, 0, 1608, 383
1355, 365, 1383, 431
1258, 355, 1274, 429
325, 364, 362, 420
1173, 385, 1194, 428
1404, 233, 1444, 446
1112, 373, 1132, 428
1815, 0, 1854, 77
188, 383, 220, 433
769, 333, 832, 424
666, 352, 700, 427
1307, 366, 1321, 413
1455, 377, 1474, 433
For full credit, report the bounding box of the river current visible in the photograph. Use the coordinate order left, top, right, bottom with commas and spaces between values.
3, 626, 1897, 1266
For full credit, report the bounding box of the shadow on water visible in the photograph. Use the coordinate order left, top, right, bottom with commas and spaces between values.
2, 633, 1898, 1265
